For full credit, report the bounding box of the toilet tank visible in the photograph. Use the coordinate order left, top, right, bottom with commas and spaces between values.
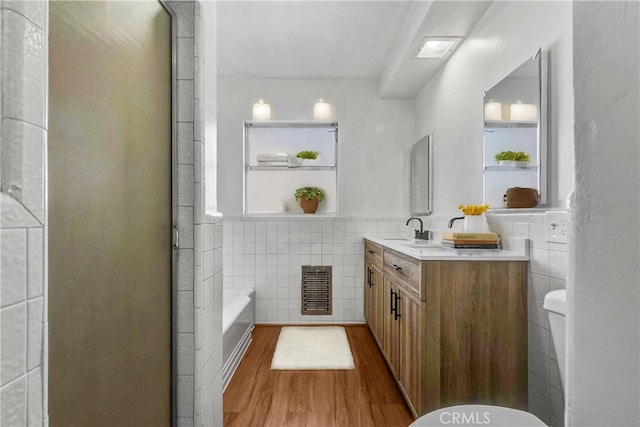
544, 289, 567, 392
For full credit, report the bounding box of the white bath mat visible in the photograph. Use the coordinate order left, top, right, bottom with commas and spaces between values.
271, 326, 355, 370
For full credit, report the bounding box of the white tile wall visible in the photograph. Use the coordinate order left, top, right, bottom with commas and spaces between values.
168, 1, 223, 427
486, 212, 566, 427
223, 216, 413, 324
223, 211, 567, 426
1, 303, 26, 385
1, 228, 27, 307
194, 219, 223, 427
1, 376, 26, 426
169, 2, 199, 412
0, 1, 48, 426
1, 10, 46, 128
0, 1, 219, 426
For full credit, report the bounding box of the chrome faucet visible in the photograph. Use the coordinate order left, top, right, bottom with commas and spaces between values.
447, 216, 465, 228
406, 217, 430, 240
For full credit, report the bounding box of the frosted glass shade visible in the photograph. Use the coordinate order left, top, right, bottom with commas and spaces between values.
510, 100, 537, 122
252, 99, 271, 120
484, 101, 502, 121
313, 98, 332, 121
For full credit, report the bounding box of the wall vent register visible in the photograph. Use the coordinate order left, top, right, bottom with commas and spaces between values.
301, 266, 332, 315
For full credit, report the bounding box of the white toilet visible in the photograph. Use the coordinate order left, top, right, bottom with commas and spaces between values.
410, 404, 546, 426
411, 289, 567, 427
543, 289, 567, 391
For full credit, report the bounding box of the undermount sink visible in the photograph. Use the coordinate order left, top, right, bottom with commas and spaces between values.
380, 238, 441, 248
403, 243, 442, 249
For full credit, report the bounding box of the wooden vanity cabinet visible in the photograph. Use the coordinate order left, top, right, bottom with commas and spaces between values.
363, 239, 528, 418
364, 242, 385, 345
392, 277, 424, 410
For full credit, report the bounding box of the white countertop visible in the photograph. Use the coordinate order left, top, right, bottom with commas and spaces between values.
364, 236, 529, 261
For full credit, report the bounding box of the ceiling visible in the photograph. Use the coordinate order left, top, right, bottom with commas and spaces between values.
217, 1, 493, 99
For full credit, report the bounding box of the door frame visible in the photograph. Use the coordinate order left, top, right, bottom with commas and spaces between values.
159, 1, 179, 423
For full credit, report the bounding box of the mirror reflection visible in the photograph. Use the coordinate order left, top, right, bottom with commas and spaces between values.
410, 134, 433, 216
483, 50, 547, 208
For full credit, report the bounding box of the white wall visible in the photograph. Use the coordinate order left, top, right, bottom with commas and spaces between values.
0, 2, 48, 425
414, 1, 574, 215
203, 0, 217, 215
182, 2, 224, 425
217, 78, 414, 216
569, 2, 640, 426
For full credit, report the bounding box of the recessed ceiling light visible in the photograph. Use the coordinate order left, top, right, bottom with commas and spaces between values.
415, 37, 462, 59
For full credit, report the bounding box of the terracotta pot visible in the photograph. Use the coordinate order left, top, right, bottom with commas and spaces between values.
300, 196, 319, 214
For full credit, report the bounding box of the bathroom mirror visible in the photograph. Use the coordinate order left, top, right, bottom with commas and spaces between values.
410, 133, 433, 216
482, 49, 547, 208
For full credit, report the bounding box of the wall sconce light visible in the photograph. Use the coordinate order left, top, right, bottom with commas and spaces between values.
484, 99, 502, 121
252, 98, 271, 120
313, 98, 332, 121
510, 100, 537, 122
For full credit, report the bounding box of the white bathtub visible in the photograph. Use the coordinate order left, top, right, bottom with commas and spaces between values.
222, 287, 255, 389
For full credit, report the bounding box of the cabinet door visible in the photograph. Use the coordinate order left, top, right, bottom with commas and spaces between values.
364, 263, 382, 340
370, 265, 385, 345
382, 278, 401, 377
381, 278, 392, 371
397, 287, 424, 415
364, 264, 373, 327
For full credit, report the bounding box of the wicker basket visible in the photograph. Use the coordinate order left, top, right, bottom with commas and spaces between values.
503, 187, 539, 208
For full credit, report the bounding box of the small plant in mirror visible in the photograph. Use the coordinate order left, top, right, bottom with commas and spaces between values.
296, 150, 319, 160
512, 151, 530, 162
494, 151, 530, 165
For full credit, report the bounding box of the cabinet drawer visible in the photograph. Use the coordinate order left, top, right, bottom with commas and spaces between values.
365, 241, 383, 268
383, 248, 421, 295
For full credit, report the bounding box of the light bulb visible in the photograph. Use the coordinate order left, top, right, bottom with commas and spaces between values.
510, 100, 537, 122
252, 98, 271, 120
484, 99, 502, 121
313, 98, 332, 121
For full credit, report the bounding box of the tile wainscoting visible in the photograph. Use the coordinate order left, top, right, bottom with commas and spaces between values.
222, 211, 566, 426
223, 216, 414, 324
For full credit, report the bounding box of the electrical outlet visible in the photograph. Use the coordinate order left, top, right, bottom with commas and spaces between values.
545, 211, 569, 243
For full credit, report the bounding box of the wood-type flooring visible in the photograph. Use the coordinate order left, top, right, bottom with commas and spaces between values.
223, 325, 415, 427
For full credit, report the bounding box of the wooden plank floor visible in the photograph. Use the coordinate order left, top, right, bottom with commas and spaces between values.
223, 325, 415, 427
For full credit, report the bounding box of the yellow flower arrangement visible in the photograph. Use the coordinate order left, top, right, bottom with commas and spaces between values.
458, 204, 490, 216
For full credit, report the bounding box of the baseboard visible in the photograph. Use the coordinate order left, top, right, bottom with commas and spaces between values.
254, 322, 367, 327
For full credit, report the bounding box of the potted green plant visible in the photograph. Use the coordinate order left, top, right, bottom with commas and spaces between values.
494, 150, 515, 165
494, 150, 530, 167
289, 150, 318, 166
294, 186, 326, 214
512, 151, 530, 167
296, 150, 319, 161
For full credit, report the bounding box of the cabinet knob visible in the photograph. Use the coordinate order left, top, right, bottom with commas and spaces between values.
390, 263, 402, 271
